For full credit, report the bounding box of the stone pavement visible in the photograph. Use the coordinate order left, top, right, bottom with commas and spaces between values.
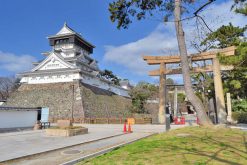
0, 124, 187, 164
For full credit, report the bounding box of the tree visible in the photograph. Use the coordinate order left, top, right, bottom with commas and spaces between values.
192, 72, 214, 115
232, 0, 247, 15
129, 82, 158, 114
109, 0, 215, 126
174, 0, 213, 125
201, 23, 247, 50
0, 77, 20, 100
100, 69, 121, 85
200, 22, 247, 99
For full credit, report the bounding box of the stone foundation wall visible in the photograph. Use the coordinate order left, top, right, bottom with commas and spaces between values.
5, 82, 132, 121
80, 83, 132, 118
5, 83, 79, 119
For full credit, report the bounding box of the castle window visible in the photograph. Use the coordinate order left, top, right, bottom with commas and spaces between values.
55, 38, 69, 44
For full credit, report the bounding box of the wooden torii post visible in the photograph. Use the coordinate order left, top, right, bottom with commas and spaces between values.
143, 46, 236, 124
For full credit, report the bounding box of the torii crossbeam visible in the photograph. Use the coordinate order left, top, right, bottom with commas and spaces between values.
143, 46, 235, 64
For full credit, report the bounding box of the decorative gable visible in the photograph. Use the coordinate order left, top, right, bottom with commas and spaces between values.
32, 52, 75, 72
39, 57, 67, 70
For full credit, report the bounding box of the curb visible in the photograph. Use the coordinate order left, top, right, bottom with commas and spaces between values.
0, 133, 124, 163
61, 133, 157, 165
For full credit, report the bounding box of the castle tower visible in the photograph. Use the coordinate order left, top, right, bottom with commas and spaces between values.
19, 23, 99, 84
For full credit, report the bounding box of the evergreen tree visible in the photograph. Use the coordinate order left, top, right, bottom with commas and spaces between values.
100, 69, 121, 85
129, 82, 158, 114
200, 14, 247, 99
201, 23, 247, 49
232, 0, 247, 15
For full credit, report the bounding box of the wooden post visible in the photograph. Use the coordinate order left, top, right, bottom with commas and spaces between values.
213, 58, 227, 124
158, 63, 166, 124
226, 93, 232, 123
174, 87, 178, 117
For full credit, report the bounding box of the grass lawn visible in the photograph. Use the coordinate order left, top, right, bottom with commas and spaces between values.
78, 127, 247, 165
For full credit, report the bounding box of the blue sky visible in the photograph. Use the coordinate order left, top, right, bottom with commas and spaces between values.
0, 0, 246, 85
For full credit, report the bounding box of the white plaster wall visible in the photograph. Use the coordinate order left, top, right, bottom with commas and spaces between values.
121, 85, 128, 90
21, 73, 129, 97
21, 73, 81, 84
0, 111, 38, 128
81, 76, 129, 97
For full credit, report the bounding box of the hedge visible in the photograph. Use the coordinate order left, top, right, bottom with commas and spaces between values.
232, 112, 247, 123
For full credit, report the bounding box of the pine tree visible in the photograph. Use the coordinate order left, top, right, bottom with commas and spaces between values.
201, 21, 247, 99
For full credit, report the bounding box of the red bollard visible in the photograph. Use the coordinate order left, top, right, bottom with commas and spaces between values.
123, 122, 127, 133
196, 117, 199, 124
181, 117, 185, 124
174, 117, 178, 125
177, 117, 181, 125
128, 123, 132, 133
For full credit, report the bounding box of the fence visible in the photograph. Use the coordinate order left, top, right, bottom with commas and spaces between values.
49, 117, 152, 124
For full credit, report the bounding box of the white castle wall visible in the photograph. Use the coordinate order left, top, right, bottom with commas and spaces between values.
21, 73, 130, 97
20, 73, 81, 84
81, 75, 130, 97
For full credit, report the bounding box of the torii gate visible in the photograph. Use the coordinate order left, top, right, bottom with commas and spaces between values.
143, 46, 236, 124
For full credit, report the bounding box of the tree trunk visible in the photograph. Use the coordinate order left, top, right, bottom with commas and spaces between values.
174, 0, 213, 126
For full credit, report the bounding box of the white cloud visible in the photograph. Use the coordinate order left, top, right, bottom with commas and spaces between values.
103, 0, 247, 80
0, 51, 36, 73
104, 23, 178, 76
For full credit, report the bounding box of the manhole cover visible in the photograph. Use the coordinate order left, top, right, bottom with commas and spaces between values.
61, 150, 81, 155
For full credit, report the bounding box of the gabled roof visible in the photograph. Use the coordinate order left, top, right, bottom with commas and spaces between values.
56, 22, 76, 35
31, 52, 76, 72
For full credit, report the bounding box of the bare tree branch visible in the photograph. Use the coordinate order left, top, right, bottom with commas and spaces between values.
0, 77, 20, 100
193, 0, 216, 16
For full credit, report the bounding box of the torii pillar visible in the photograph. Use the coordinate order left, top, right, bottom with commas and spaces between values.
213, 58, 227, 124
158, 62, 166, 124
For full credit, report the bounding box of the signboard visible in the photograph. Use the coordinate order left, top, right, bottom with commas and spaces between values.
41, 107, 49, 122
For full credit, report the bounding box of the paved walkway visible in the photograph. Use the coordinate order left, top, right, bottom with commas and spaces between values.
229, 124, 247, 131
0, 124, 187, 164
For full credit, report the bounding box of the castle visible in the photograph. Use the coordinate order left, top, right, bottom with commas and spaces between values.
5, 23, 133, 121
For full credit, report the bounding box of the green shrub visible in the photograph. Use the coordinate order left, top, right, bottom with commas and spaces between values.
232, 112, 247, 123
232, 99, 247, 112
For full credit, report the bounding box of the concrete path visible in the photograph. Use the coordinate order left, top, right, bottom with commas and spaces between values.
0, 126, 123, 162
229, 124, 247, 131
7, 132, 153, 165
0, 124, 187, 164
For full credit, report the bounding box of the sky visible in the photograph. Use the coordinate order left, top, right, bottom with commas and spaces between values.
0, 0, 246, 85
